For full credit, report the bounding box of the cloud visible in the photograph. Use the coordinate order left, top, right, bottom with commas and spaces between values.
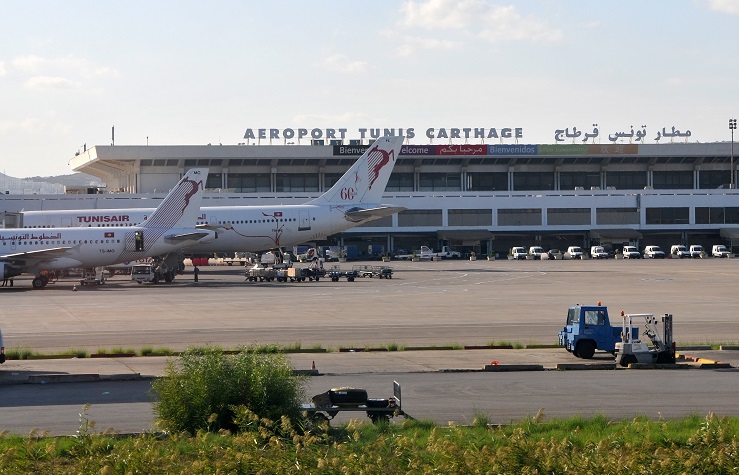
401, 0, 561, 40
321, 54, 369, 74
24, 76, 81, 90
11, 54, 117, 91
0, 61, 5, 76
0, 117, 45, 135
396, 0, 562, 56
704, 0, 739, 14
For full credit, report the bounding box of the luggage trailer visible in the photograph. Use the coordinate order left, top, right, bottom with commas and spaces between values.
302, 381, 409, 425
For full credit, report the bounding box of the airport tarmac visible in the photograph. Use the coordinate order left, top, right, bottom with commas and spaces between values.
2, 257, 739, 355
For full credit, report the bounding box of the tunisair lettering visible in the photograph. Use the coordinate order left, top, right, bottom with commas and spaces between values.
76, 215, 131, 223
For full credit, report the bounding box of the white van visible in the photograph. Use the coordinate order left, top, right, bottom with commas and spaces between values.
689, 245, 705, 258
712, 245, 731, 258
511, 247, 527, 260
590, 246, 609, 259
565, 246, 583, 259
670, 245, 690, 258
528, 246, 545, 260
621, 246, 641, 259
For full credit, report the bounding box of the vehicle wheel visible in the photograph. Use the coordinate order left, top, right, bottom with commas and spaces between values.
576, 340, 596, 359
315, 277, 320, 282
619, 354, 638, 367
347, 277, 355, 282
137, 281, 142, 284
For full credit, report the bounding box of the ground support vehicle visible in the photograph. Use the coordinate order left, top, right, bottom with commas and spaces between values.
302, 381, 407, 425
615, 313, 676, 367
558, 303, 639, 359
245, 265, 277, 282
131, 262, 177, 284
326, 266, 358, 282
372, 265, 393, 278
79, 267, 106, 285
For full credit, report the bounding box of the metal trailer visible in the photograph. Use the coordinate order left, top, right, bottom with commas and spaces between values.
352, 265, 393, 279
327, 266, 358, 282
245, 265, 277, 282
302, 381, 408, 425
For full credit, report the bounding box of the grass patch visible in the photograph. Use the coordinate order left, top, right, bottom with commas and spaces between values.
0, 413, 736, 473
61, 348, 89, 358
5, 347, 35, 360
139, 347, 175, 357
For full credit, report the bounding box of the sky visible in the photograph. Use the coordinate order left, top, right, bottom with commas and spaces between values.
1, 0, 738, 178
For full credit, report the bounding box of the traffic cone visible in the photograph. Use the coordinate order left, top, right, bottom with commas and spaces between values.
312, 361, 316, 370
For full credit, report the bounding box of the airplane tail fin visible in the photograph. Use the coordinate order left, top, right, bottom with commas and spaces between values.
308, 136, 404, 205
142, 168, 208, 229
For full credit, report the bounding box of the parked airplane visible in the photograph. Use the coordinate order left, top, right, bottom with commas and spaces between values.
0, 168, 215, 289
18, 136, 406, 254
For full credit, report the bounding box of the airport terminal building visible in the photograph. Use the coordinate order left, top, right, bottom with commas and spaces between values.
3, 137, 739, 257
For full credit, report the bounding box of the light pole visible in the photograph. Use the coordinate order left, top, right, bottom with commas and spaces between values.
731, 119, 737, 189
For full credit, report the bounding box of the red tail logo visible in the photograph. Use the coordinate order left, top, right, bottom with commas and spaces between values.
367, 144, 396, 190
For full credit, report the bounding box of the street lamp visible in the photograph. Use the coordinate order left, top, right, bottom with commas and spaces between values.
731, 119, 737, 189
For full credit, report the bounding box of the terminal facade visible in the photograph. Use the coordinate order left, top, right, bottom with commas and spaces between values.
3, 140, 739, 258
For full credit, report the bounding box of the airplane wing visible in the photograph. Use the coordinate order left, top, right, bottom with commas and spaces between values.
163, 231, 216, 242
1, 247, 77, 267
343, 206, 407, 223
1, 247, 74, 261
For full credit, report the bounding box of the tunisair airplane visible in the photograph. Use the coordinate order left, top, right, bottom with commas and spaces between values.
19, 136, 406, 255
0, 168, 215, 288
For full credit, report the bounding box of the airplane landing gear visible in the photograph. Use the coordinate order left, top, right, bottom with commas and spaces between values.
32, 275, 49, 289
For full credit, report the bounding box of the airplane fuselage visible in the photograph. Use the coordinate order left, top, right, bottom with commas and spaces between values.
0, 226, 209, 274
21, 203, 377, 253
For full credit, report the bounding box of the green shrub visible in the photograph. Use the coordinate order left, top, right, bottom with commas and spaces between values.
151, 346, 306, 434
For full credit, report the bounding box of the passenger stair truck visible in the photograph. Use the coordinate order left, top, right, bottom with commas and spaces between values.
614, 313, 676, 367
558, 303, 639, 359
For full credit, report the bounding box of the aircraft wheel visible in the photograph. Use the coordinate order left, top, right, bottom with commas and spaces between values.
32, 276, 47, 289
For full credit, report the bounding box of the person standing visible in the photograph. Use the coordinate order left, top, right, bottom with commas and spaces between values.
193, 266, 200, 283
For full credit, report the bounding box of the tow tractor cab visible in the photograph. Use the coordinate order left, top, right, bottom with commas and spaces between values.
558, 303, 638, 359
614, 313, 675, 367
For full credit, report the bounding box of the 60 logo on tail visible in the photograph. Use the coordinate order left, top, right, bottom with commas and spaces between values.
340, 187, 356, 200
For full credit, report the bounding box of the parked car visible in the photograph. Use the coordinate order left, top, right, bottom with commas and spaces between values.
547, 249, 563, 260
670, 245, 690, 258
590, 246, 609, 259
565, 246, 583, 259
712, 245, 731, 258
621, 246, 641, 259
689, 245, 706, 258
528, 246, 545, 260
644, 245, 666, 259
511, 247, 527, 260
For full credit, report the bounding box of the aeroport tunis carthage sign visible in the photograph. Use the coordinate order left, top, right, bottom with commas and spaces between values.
243, 125, 694, 143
